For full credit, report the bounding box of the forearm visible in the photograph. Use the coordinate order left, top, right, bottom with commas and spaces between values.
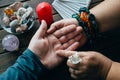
90, 0, 120, 32
0, 49, 49, 80
106, 62, 120, 80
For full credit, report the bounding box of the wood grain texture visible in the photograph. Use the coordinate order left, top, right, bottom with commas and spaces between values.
0, 0, 29, 8
90, 0, 104, 8
0, 0, 45, 73
0, 50, 22, 73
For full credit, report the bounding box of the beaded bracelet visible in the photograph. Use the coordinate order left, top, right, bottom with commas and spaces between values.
72, 7, 99, 43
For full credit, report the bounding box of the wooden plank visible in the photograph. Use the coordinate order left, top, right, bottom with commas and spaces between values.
0, 7, 4, 30
0, 50, 22, 73
91, 0, 104, 4
37, 0, 53, 4
90, 0, 103, 8
0, 0, 28, 8
53, 14, 62, 22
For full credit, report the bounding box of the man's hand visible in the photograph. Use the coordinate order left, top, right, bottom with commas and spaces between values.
47, 18, 87, 48
28, 20, 80, 69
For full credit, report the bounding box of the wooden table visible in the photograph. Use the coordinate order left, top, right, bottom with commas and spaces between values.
0, 0, 63, 73
0, 0, 120, 74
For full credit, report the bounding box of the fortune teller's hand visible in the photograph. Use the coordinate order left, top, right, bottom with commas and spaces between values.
28, 20, 80, 69
47, 18, 87, 48
56, 50, 112, 80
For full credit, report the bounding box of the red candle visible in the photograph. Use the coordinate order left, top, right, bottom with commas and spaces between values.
36, 2, 53, 26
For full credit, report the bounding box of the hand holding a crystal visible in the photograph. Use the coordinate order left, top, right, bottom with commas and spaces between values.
56, 50, 112, 80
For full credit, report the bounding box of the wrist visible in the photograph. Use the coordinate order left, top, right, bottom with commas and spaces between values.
23, 49, 50, 70
28, 48, 54, 69
72, 7, 99, 44
26, 49, 52, 69
100, 57, 112, 80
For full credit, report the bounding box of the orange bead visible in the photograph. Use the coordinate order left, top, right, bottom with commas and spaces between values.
4, 8, 14, 16
80, 12, 93, 34
80, 12, 88, 22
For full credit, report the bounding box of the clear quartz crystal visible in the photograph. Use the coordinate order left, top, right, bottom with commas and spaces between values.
69, 52, 82, 64
2, 35, 19, 51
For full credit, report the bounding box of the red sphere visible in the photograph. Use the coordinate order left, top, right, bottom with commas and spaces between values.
36, 2, 53, 26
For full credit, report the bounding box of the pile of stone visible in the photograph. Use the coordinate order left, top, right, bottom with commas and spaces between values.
2, 2, 34, 33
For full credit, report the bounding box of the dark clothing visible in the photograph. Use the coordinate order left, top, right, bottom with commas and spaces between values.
0, 49, 49, 80
0, 49, 72, 80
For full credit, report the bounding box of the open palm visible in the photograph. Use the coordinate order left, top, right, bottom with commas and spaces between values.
28, 20, 79, 69
47, 18, 87, 48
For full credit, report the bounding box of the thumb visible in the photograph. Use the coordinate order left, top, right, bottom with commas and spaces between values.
34, 20, 48, 38
56, 50, 76, 58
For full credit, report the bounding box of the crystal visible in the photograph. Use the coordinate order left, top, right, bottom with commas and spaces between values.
4, 7, 14, 16
69, 52, 82, 64
2, 35, 19, 51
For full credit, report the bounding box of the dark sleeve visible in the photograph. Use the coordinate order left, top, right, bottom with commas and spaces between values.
0, 49, 49, 80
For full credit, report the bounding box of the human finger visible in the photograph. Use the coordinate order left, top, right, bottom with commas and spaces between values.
53, 24, 76, 38
71, 73, 88, 80
47, 18, 79, 34
70, 73, 79, 80
69, 68, 89, 80
55, 42, 79, 51
69, 68, 80, 74
56, 51, 83, 68
34, 20, 47, 38
60, 34, 82, 50
66, 42, 80, 51
69, 65, 88, 75
59, 26, 83, 43
47, 20, 65, 34
56, 50, 76, 58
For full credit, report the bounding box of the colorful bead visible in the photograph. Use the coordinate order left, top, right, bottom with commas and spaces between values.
79, 7, 90, 13
72, 7, 99, 44
4, 7, 14, 16
80, 12, 88, 22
